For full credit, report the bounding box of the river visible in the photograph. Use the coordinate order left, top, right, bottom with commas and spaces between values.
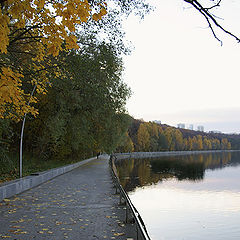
115, 151, 240, 240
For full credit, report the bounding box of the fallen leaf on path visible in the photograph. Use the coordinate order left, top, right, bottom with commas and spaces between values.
11, 226, 22, 228
114, 233, 125, 236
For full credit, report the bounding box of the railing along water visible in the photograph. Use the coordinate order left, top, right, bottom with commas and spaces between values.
109, 155, 151, 240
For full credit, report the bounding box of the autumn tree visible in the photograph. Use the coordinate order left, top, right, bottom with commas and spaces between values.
0, 0, 151, 120
18, 38, 131, 159
174, 129, 184, 151
117, 132, 134, 153
183, 138, 188, 150
0, 0, 108, 120
137, 123, 150, 152
187, 137, 193, 150
203, 137, 210, 150
196, 135, 203, 150
146, 122, 159, 151
162, 127, 175, 151
158, 132, 168, 151
126, 119, 234, 152
221, 138, 231, 150
213, 138, 221, 150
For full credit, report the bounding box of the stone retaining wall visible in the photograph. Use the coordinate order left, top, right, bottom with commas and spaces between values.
0, 156, 97, 202
114, 150, 238, 160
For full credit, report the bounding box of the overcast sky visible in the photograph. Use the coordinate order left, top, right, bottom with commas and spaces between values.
122, 0, 240, 134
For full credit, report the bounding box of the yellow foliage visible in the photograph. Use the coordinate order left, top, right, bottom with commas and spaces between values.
0, 0, 107, 120
0, 67, 38, 120
92, 7, 107, 21
137, 123, 150, 151
0, 0, 106, 56
0, 9, 10, 53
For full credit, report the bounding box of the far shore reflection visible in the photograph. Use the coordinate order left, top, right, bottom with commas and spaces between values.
116, 151, 240, 192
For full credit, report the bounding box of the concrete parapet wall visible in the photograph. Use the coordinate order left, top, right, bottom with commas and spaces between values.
114, 150, 238, 160
0, 156, 98, 202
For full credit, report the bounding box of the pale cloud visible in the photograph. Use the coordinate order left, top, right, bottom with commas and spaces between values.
123, 0, 240, 133
153, 108, 240, 133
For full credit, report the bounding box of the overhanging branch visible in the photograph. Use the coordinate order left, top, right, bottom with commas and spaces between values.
183, 0, 240, 44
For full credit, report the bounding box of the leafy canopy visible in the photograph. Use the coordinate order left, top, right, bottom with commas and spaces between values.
0, 0, 107, 120
21, 38, 131, 159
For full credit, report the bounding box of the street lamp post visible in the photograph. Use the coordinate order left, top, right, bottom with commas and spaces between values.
19, 85, 37, 178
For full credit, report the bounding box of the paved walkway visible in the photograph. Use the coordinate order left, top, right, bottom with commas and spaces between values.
0, 155, 135, 239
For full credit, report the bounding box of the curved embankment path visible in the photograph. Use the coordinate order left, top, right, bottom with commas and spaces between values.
0, 155, 135, 239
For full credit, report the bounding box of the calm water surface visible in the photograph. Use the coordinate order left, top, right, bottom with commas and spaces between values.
116, 151, 240, 240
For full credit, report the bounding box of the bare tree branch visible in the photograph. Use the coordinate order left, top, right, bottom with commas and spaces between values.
183, 0, 240, 44
205, 0, 222, 10
204, 13, 222, 45
9, 24, 42, 45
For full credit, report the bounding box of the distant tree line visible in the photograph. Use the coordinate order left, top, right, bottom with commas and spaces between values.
117, 119, 233, 153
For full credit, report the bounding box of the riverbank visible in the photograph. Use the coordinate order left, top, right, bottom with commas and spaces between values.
114, 150, 240, 160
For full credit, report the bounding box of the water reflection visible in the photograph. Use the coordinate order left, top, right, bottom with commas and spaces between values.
115, 151, 240, 240
151, 158, 205, 181
116, 151, 239, 193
